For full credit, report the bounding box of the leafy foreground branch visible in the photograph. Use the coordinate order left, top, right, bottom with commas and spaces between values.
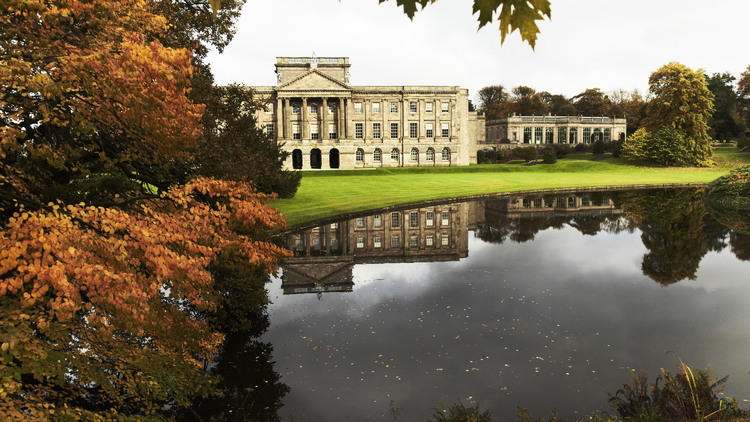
429, 361, 748, 422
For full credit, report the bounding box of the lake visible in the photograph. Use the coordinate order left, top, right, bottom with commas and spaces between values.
266, 187, 750, 421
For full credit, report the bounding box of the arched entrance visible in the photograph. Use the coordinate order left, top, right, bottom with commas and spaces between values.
292, 149, 303, 169
329, 148, 340, 169
310, 148, 322, 169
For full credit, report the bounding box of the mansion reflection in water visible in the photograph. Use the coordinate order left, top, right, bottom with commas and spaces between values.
281, 192, 621, 295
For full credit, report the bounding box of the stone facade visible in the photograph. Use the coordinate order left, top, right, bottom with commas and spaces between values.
484, 115, 627, 147
251, 57, 485, 170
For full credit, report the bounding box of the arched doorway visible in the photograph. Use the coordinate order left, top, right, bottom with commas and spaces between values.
310, 148, 322, 169
329, 148, 340, 169
292, 149, 303, 169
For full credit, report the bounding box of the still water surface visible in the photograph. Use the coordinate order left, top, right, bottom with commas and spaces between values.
268, 188, 750, 421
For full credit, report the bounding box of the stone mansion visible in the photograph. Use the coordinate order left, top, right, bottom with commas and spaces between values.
251, 57, 486, 170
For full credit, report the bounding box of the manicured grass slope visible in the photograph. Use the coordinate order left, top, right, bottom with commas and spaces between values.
273, 148, 750, 226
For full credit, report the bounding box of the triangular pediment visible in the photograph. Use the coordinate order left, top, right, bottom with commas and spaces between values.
278, 70, 351, 91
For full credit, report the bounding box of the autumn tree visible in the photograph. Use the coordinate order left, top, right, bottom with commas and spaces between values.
706, 72, 745, 141
609, 89, 647, 134
622, 63, 714, 167
542, 93, 576, 116
478, 85, 511, 119
738, 65, 750, 134
510, 86, 549, 115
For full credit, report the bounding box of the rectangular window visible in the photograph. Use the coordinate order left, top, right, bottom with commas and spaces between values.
425, 102, 433, 113
558, 127, 567, 144
354, 102, 362, 113
374, 236, 382, 248
582, 197, 591, 207
328, 103, 336, 114
292, 103, 301, 114
266, 123, 274, 137
583, 128, 592, 143
441, 123, 449, 138
390, 102, 398, 113
330, 222, 339, 229
426, 234, 434, 247
534, 198, 543, 208
372, 102, 380, 114
604, 128, 611, 142
426, 123, 433, 138
409, 235, 418, 248
535, 127, 543, 143
310, 123, 319, 140
373, 214, 382, 227
390, 123, 399, 139
524, 127, 532, 144
292, 123, 301, 140
355, 123, 363, 139
391, 235, 400, 248
356, 237, 364, 248
391, 212, 400, 228
265, 103, 274, 113
426, 211, 434, 226
329, 123, 337, 139
410, 211, 419, 227
310, 103, 318, 114
441, 210, 449, 226
545, 127, 553, 144
569, 127, 578, 143
441, 102, 449, 113
441, 234, 449, 246
372, 122, 381, 139
409, 122, 418, 139
409, 101, 417, 113
523, 198, 531, 208
356, 217, 365, 228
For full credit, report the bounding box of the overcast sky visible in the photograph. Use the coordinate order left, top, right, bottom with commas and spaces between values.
207, 0, 750, 103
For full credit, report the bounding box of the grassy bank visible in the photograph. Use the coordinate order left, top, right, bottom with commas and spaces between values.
272, 147, 750, 226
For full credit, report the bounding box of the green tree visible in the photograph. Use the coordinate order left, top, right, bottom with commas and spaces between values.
706, 72, 745, 141
571, 88, 612, 116
510, 86, 549, 115
543, 93, 576, 115
738, 65, 750, 132
478, 85, 511, 119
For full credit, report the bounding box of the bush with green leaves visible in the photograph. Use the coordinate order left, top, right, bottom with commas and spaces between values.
592, 140, 606, 155
542, 148, 557, 164
620, 127, 713, 167
430, 402, 492, 422
554, 144, 572, 158
522, 147, 538, 162
706, 165, 750, 233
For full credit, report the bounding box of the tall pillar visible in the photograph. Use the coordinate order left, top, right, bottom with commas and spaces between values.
346, 98, 354, 141
302, 97, 308, 140
276, 97, 284, 140
284, 99, 291, 141
322, 97, 328, 141
418, 99, 424, 141
364, 99, 371, 140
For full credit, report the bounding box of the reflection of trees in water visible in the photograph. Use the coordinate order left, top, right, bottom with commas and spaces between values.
475, 189, 747, 286
730, 232, 750, 261
613, 189, 730, 285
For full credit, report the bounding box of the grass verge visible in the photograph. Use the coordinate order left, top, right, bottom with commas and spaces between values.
272, 147, 750, 227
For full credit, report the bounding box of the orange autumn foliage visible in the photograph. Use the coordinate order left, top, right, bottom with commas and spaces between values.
0, 0, 204, 213
0, 178, 290, 419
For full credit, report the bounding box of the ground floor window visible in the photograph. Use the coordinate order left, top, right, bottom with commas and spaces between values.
524, 127, 532, 143
558, 127, 567, 144
356, 148, 364, 162
441, 147, 450, 161
391, 148, 400, 161
410, 148, 419, 162
329, 148, 340, 168
569, 127, 578, 143
391, 212, 400, 228
583, 128, 592, 143
356, 237, 364, 248
310, 148, 321, 169
374, 148, 382, 162
545, 127, 553, 144
604, 128, 611, 142
534, 127, 543, 143
292, 149, 302, 169
441, 210, 450, 225
426, 148, 435, 161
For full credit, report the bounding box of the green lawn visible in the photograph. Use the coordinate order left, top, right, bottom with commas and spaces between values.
272, 147, 750, 226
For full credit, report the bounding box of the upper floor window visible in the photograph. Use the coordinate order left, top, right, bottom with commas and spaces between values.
328, 103, 336, 114
266, 123, 274, 137
354, 102, 362, 113
373, 122, 381, 139
265, 103, 274, 113
310, 103, 319, 114
441, 102, 449, 113
409, 122, 418, 139
372, 102, 381, 114
409, 101, 417, 113
425, 102, 433, 113
355, 123, 364, 139
310, 123, 319, 140
292, 123, 301, 140
441, 123, 450, 138
390, 123, 399, 139
292, 103, 301, 114
390, 102, 398, 113
426, 123, 433, 138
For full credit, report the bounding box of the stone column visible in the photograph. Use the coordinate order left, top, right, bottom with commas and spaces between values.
450, 99, 457, 141
364, 99, 371, 140
346, 98, 354, 141
322, 97, 328, 141
276, 97, 284, 140
302, 97, 308, 140
284, 99, 291, 140
338, 98, 345, 140
418, 99, 424, 140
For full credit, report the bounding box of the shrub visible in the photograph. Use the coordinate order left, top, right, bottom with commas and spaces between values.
574, 143, 588, 152
477, 149, 498, 164
620, 127, 713, 167
522, 147, 538, 162
554, 144, 572, 158
430, 401, 492, 422
592, 140, 606, 155
542, 148, 557, 164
